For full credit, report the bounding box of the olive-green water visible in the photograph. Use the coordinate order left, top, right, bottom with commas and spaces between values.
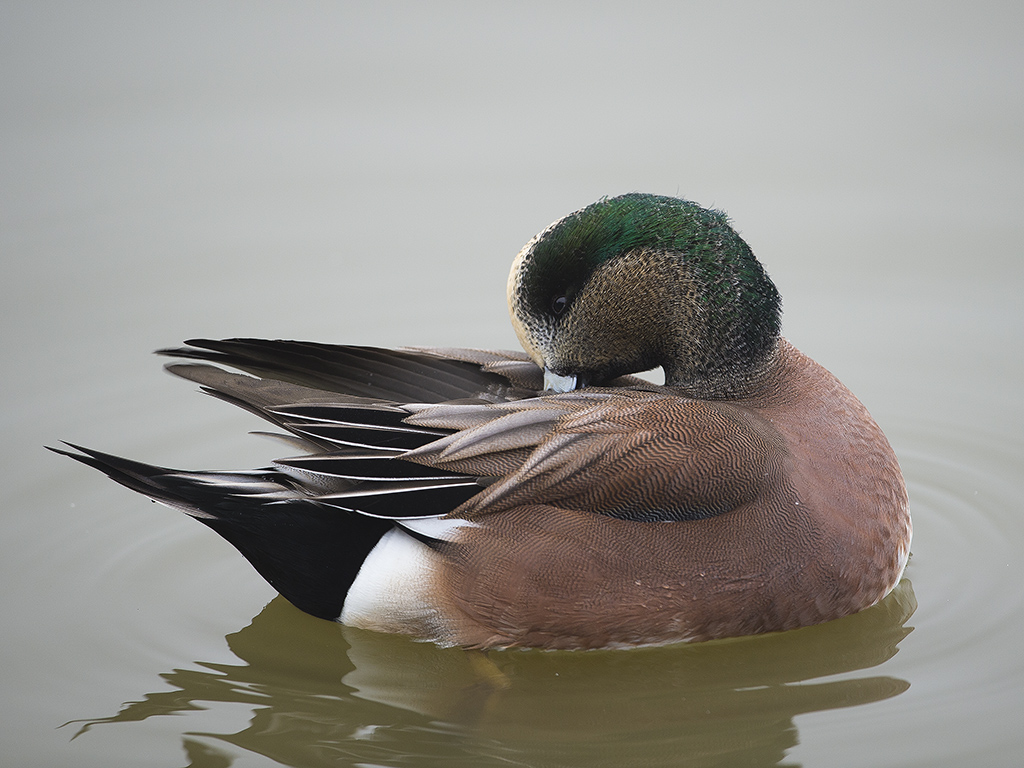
4, 3, 1022, 766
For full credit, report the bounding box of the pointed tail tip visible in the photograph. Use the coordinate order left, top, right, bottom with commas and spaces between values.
46, 441, 99, 464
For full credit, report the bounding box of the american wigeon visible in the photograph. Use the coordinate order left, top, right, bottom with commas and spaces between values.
55, 193, 911, 649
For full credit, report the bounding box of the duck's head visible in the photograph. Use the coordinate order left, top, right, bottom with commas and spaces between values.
508, 193, 782, 398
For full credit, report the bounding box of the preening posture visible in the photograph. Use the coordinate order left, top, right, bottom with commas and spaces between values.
55, 194, 911, 649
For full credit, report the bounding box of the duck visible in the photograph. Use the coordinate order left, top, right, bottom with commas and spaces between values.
53, 193, 911, 650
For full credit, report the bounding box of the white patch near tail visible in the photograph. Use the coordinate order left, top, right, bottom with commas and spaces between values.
339, 528, 450, 639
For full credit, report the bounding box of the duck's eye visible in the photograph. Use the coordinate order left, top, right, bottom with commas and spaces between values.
551, 295, 568, 315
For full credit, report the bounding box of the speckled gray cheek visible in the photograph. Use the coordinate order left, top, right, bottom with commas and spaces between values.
549, 250, 703, 382
508, 237, 560, 368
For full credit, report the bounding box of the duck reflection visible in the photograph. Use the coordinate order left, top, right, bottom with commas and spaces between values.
71, 581, 915, 767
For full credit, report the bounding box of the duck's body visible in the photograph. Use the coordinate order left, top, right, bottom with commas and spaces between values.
56, 194, 910, 649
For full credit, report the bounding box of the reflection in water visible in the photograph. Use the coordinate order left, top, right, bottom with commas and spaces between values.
69, 581, 916, 768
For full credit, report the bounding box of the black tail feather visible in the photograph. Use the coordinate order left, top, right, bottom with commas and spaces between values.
49, 444, 391, 621
193, 500, 392, 621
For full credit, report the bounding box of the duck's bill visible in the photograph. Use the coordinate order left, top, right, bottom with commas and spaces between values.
543, 368, 579, 393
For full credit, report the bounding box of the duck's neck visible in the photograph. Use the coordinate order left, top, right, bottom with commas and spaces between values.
663, 337, 785, 400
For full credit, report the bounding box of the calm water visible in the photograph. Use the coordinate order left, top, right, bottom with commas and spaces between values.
4, 4, 1023, 767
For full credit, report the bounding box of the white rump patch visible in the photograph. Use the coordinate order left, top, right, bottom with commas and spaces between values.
339, 528, 447, 637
